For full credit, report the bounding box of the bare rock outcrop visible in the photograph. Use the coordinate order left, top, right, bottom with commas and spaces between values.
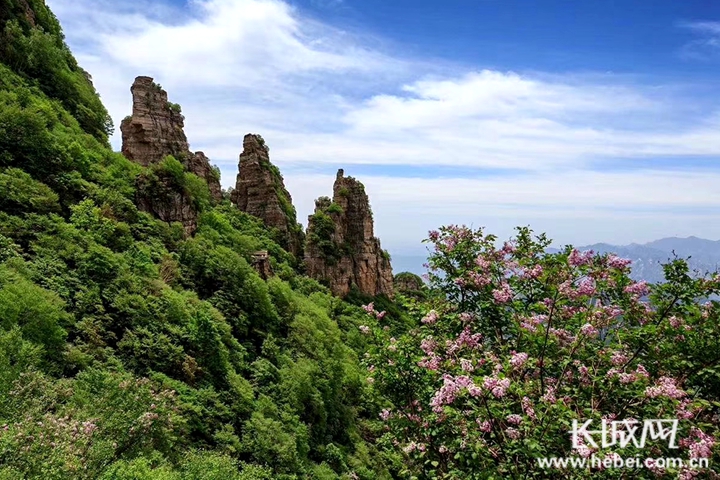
251, 250, 273, 280
120, 76, 221, 202
304, 169, 393, 297
231, 134, 304, 258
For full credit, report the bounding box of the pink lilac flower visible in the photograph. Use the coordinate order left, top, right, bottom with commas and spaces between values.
430, 376, 460, 412
610, 351, 629, 366
505, 427, 521, 440
669, 316, 683, 328
541, 386, 557, 404
522, 397, 536, 420
520, 314, 546, 333
645, 376, 686, 399
362, 303, 375, 314
687, 428, 715, 459
450, 328, 483, 352
430, 375, 483, 412
558, 280, 574, 298
506, 414, 522, 425
504, 259, 520, 274
676, 399, 695, 420
526, 264, 543, 279
459, 312, 474, 323
475, 256, 492, 270
477, 419, 492, 432
359, 325, 371, 334
576, 278, 596, 297
492, 283, 514, 304
379, 409, 392, 421
376, 311, 386, 320
678, 468, 699, 480
624, 281, 649, 296
568, 249, 593, 267
467, 385, 482, 397
460, 358, 474, 372
418, 355, 441, 371
607, 254, 632, 269
483, 376, 511, 398
635, 364, 649, 378
421, 310, 439, 325
420, 337, 437, 355
579, 323, 598, 337
510, 352, 529, 370
403, 442, 418, 453
469, 271, 492, 287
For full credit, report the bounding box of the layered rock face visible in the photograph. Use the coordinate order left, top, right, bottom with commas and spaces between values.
304, 169, 393, 297
120, 76, 221, 202
231, 134, 304, 258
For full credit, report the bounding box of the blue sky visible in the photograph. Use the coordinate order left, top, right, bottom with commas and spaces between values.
47, 0, 720, 255
297, 0, 720, 76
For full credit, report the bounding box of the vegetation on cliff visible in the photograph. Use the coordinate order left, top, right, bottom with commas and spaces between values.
0, 3, 399, 478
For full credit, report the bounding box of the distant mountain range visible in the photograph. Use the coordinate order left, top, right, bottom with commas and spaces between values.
392, 237, 720, 284
571, 237, 720, 284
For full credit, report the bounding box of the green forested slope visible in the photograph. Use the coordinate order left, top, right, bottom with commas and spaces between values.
0, 2, 399, 478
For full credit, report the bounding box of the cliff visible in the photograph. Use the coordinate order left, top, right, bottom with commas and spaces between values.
120, 76, 222, 201
231, 134, 304, 258
304, 169, 394, 297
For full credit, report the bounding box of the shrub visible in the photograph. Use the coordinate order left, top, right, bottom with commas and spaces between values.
363, 225, 720, 479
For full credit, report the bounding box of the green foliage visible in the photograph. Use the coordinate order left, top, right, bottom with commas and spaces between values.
253, 134, 269, 152
137, 156, 212, 214
308, 209, 339, 261
166, 102, 182, 114
0, 3, 401, 478
0, 262, 68, 366
0, 12, 113, 142
326, 202, 343, 215
0, 167, 59, 214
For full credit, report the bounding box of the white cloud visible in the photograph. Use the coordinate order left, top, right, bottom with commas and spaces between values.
46, 0, 720, 249
679, 21, 720, 59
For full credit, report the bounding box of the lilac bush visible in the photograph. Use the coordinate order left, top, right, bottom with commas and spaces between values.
363, 226, 720, 479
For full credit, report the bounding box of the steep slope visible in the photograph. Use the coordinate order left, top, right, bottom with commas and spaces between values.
0, 3, 397, 479
0, 0, 113, 143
